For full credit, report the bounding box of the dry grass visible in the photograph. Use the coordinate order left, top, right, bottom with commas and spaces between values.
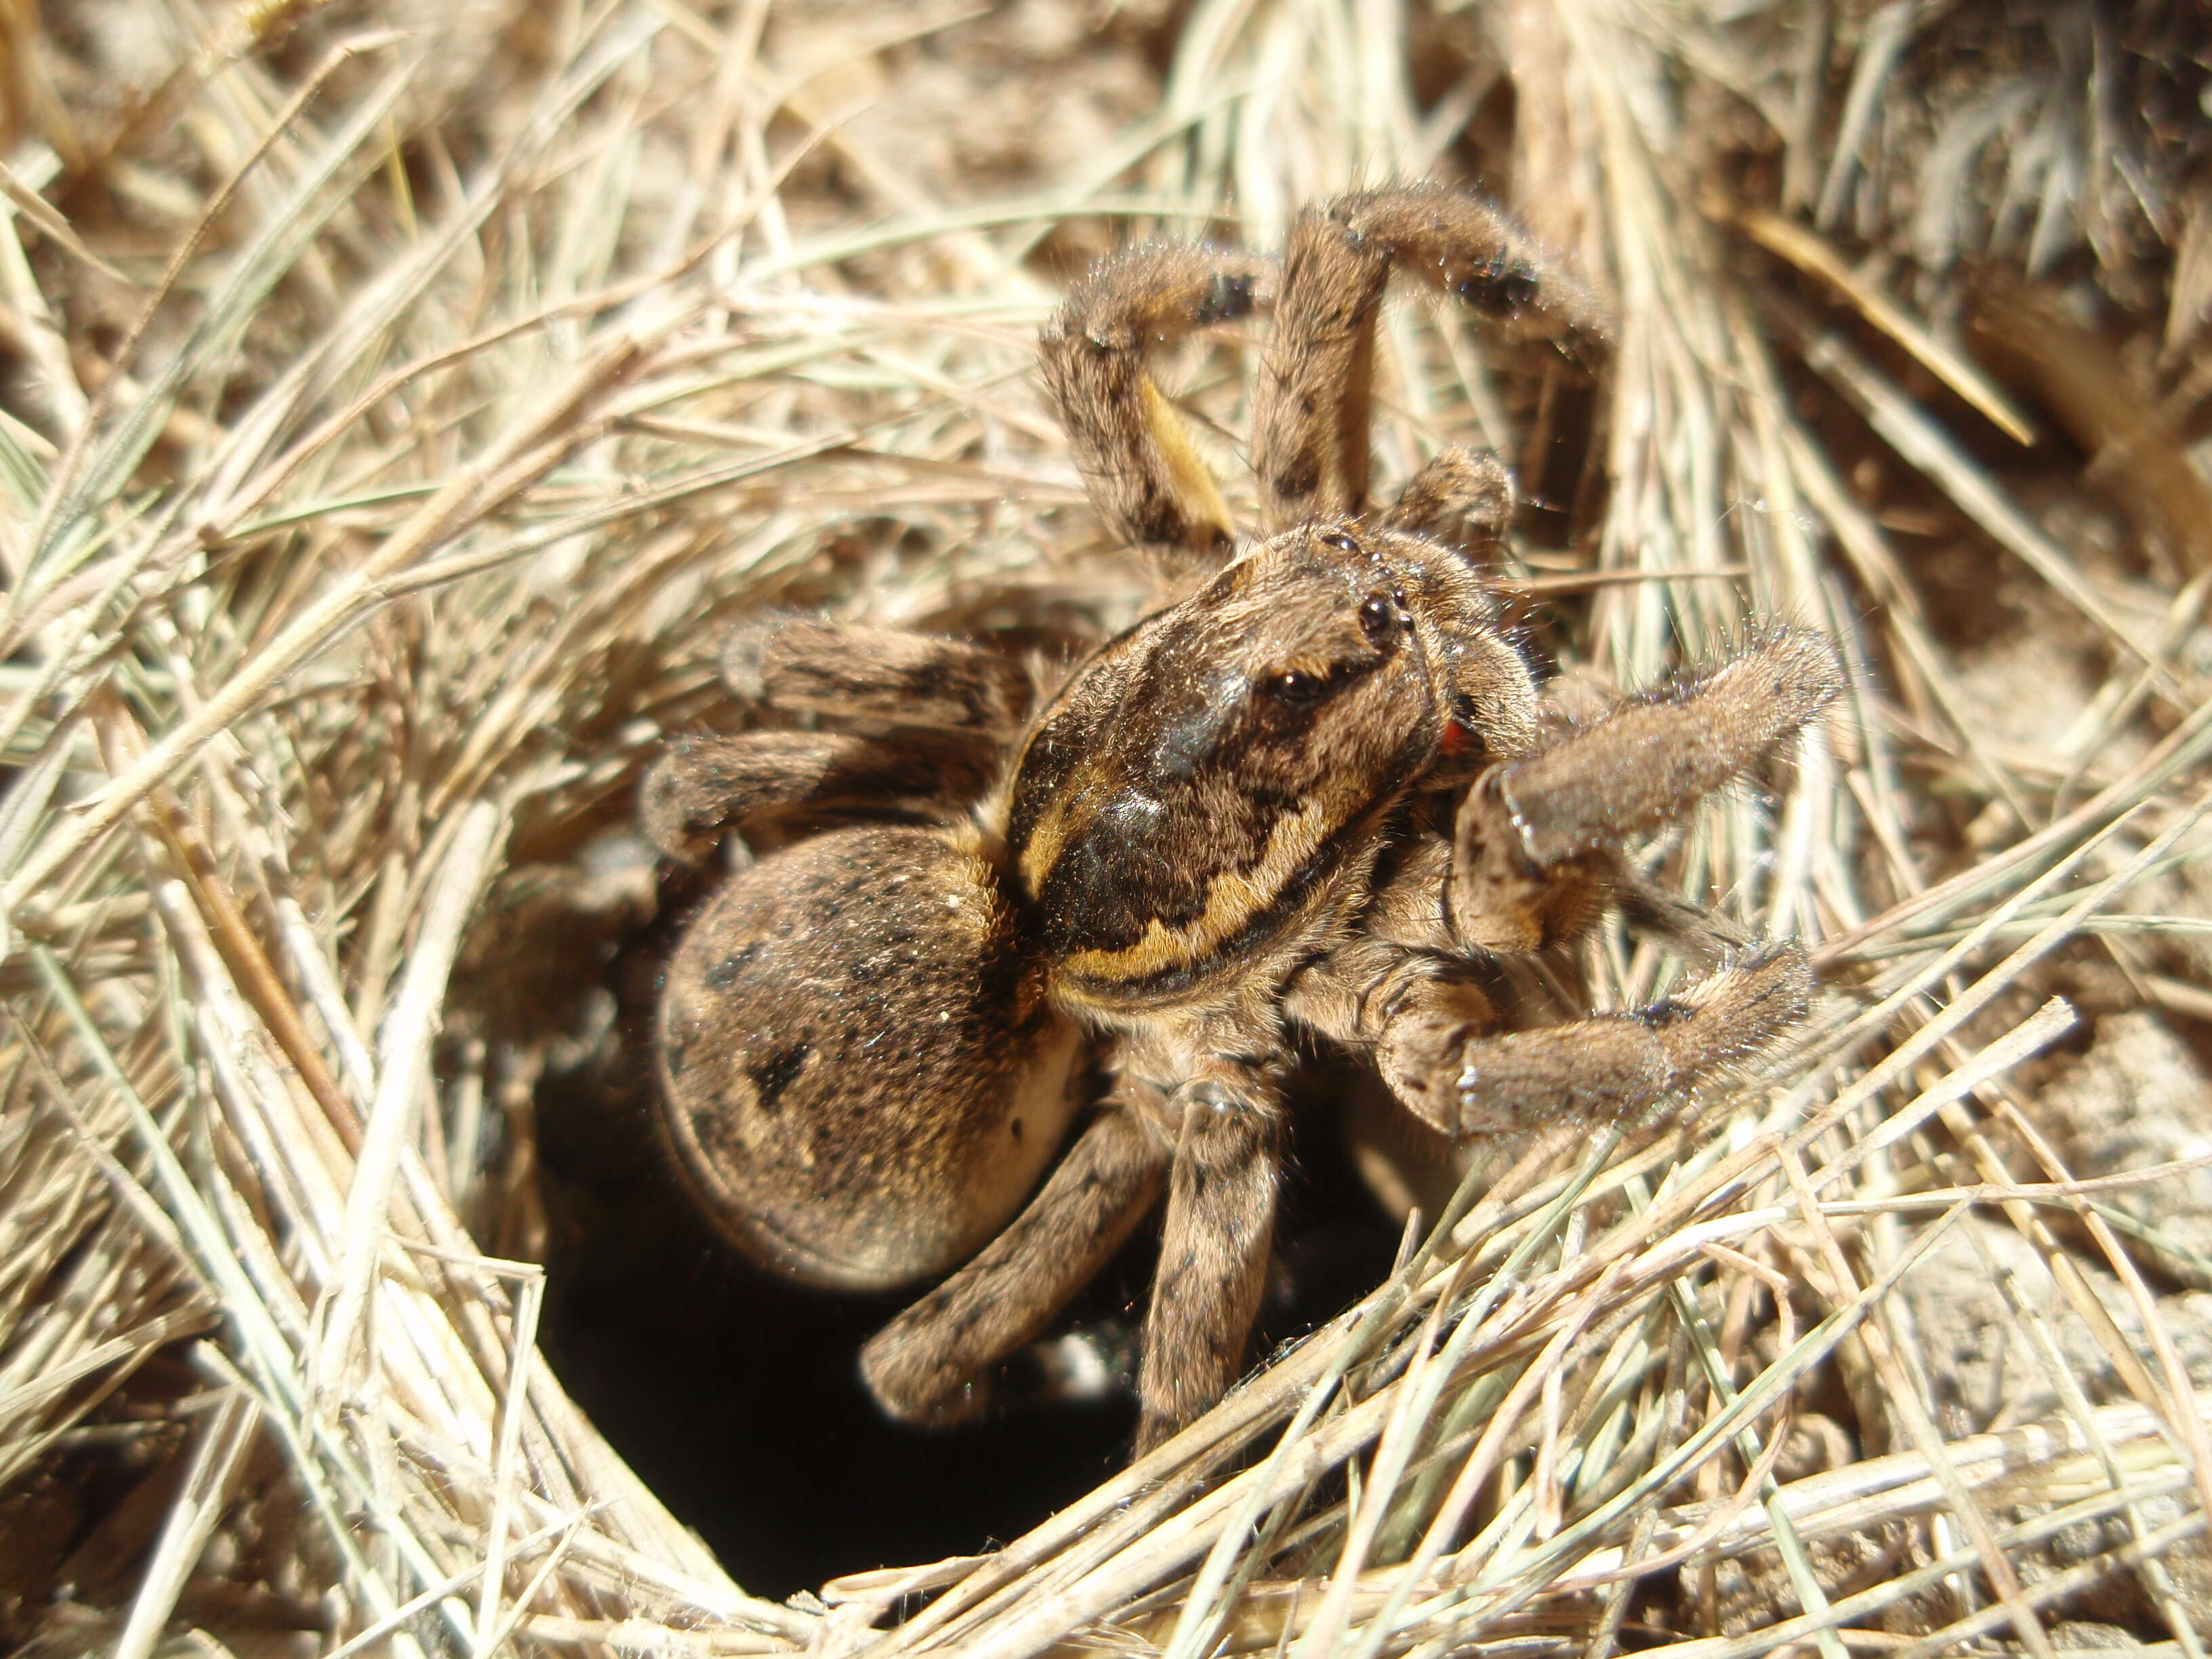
3, 1, 2211, 1655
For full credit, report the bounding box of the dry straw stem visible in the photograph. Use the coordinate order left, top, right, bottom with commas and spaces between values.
1, 0, 2210, 1656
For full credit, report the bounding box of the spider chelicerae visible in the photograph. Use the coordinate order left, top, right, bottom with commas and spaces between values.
641, 184, 1843, 1456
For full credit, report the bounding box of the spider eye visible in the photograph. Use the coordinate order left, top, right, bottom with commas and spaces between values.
1319, 531, 1359, 554
1359, 594, 1397, 644
1250, 667, 1332, 738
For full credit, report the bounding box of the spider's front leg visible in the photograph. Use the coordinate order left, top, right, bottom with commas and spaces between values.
1290, 884, 1812, 1144
1451, 628, 1846, 953
1137, 1058, 1284, 1454
857, 1051, 1283, 1456
1290, 629, 1841, 1139
1414, 629, 1842, 1127
1371, 945, 1811, 1139
1040, 243, 1273, 558
1255, 185, 1610, 531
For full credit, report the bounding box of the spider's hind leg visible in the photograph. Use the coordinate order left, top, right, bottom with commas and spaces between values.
860, 1099, 1169, 1428
718, 613, 1032, 737
639, 729, 998, 863
643, 617, 1035, 863
1137, 1061, 1283, 1454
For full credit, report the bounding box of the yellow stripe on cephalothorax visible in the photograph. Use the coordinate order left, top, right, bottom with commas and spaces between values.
1055, 785, 1353, 998
1015, 779, 1078, 899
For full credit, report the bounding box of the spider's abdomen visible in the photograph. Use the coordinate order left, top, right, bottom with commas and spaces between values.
656, 824, 1081, 1291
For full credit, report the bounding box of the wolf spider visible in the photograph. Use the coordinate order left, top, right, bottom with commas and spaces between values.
642, 186, 1843, 1455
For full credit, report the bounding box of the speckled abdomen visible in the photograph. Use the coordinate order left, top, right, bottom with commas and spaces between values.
657, 824, 1082, 1291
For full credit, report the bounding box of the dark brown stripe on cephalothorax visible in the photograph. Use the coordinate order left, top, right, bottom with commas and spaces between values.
1050, 796, 1392, 1006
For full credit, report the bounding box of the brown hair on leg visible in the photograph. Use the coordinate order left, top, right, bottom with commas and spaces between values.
639, 729, 997, 863
1254, 185, 1612, 533
1040, 243, 1272, 558
1135, 1065, 1283, 1454
861, 1103, 1169, 1427
718, 614, 1033, 737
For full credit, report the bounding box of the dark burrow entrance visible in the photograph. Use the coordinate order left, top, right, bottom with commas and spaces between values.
531, 922, 1410, 1598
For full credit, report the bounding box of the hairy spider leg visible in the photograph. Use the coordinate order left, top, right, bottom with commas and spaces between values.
1450, 628, 1845, 951
1134, 1060, 1284, 1453
1038, 188, 1604, 560
639, 615, 1035, 863
717, 613, 1033, 737
1286, 628, 1842, 1136
861, 1099, 1169, 1425
640, 729, 998, 863
1254, 184, 1611, 531
1369, 946, 1811, 1139
1040, 243, 1274, 557
1380, 445, 1516, 552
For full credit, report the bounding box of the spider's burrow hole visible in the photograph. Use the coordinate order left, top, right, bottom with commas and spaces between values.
523, 879, 1412, 1597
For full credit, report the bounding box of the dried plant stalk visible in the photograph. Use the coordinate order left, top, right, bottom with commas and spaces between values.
1, 2, 2208, 1657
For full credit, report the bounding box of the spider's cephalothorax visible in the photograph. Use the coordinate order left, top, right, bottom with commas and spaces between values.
1003, 518, 1538, 1019
643, 185, 1845, 1454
